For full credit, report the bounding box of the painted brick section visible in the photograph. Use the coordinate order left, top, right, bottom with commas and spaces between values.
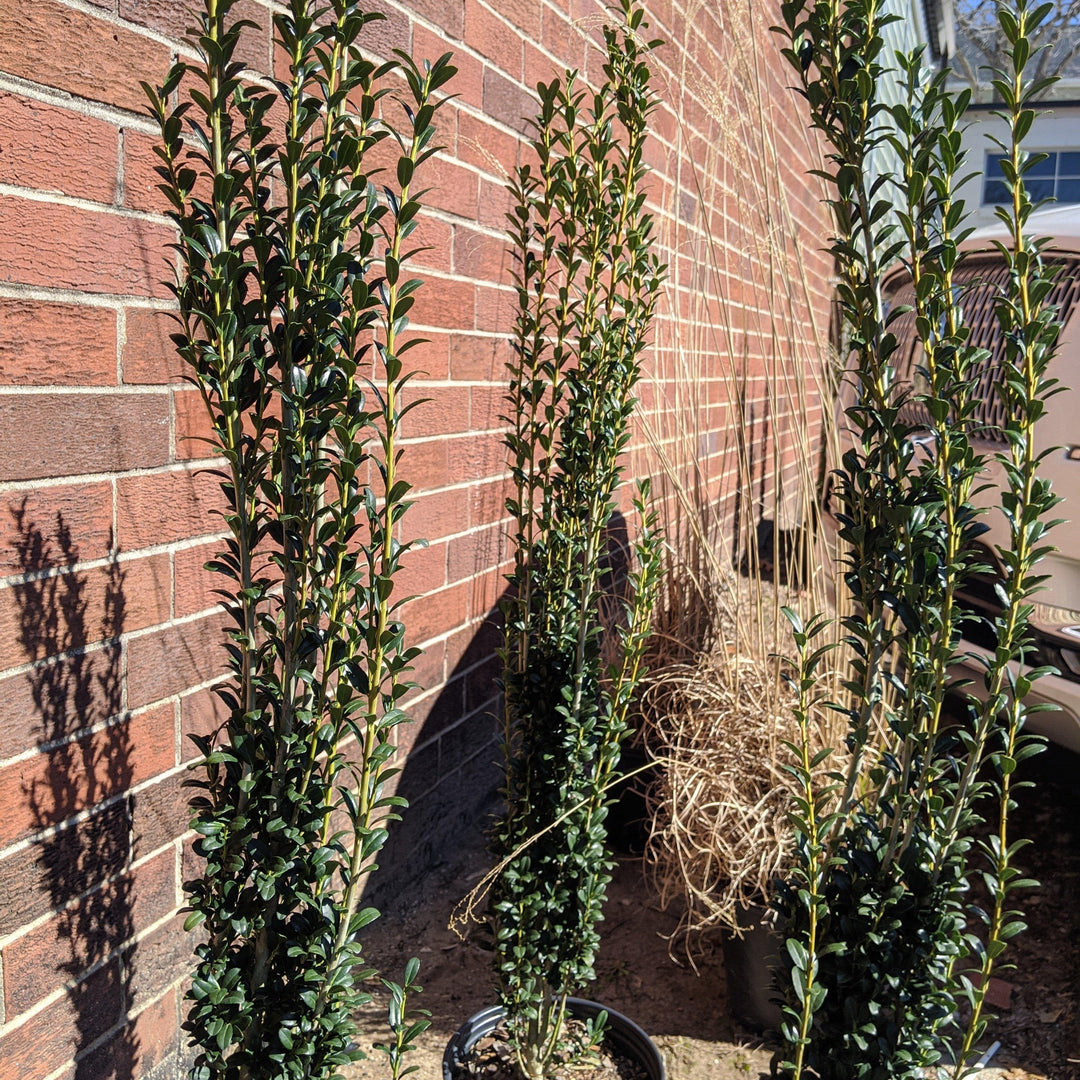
0, 300, 118, 387
1, 847, 177, 1014
0, 483, 114, 575
0, 392, 171, 481
0, 197, 175, 299
0, 644, 124, 760
0, 0, 832, 1077
0, 704, 175, 846
0, 0, 172, 114
0, 93, 119, 204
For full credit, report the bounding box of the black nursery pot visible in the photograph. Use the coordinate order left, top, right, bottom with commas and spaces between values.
720, 905, 783, 1033
443, 997, 665, 1080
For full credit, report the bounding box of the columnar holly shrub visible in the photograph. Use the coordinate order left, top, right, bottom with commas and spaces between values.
143, 2, 452, 1076
487, 4, 665, 1078
774, 0, 1062, 1076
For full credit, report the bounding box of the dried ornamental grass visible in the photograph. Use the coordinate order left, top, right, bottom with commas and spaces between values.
634, 0, 849, 945
640, 591, 846, 942
642, 648, 794, 933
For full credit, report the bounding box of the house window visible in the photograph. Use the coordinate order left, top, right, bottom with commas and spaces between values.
984, 151, 1080, 205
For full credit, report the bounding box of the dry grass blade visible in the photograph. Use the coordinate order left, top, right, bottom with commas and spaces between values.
635, 0, 852, 946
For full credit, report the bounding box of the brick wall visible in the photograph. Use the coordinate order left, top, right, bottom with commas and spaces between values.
0, 1, 832, 1077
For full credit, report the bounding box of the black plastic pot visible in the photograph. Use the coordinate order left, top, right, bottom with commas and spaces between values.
443, 997, 665, 1080
720, 904, 783, 1033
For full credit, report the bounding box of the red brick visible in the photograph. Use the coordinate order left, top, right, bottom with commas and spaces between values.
446, 430, 505, 481
422, 156, 480, 219
77, 985, 179, 1079
492, 0, 541, 36
136, 0, 270, 66
401, 580, 470, 646
0, 958, 124, 1077
464, 0, 523, 75
173, 387, 218, 461
0, 799, 131, 937
454, 109, 518, 178
121, 129, 172, 216
400, 385, 471, 439
469, 384, 504, 429
408, 213, 454, 274
466, 563, 505, 619
469, 474, 513, 528
454, 226, 512, 281
477, 176, 514, 230
0, 644, 123, 760
398, 437, 450, 492
173, 541, 225, 619
131, 767, 190, 858
123, 308, 183, 384
542, 5, 584, 70
447, 530, 507, 591
0, 197, 175, 300
396, 539, 447, 599
443, 609, 501, 676
123, 918, 189, 1012
482, 66, 535, 134
0, 483, 114, 576
116, 468, 225, 551
0, 552, 170, 664
408, 0, 464, 38
0, 392, 170, 482
355, 0, 412, 60
986, 976, 1015, 1011
412, 278, 475, 330
0, 299, 117, 387
462, 648, 500, 712
397, 332, 450, 381
0, 0, 171, 115
406, 487, 469, 544
417, 25, 481, 109
1, 847, 176, 1015
474, 283, 515, 334
0, 704, 174, 848
119, 0, 271, 71
0, 92, 118, 203
180, 686, 227, 762
126, 613, 227, 708
449, 332, 503, 381
524, 41, 562, 97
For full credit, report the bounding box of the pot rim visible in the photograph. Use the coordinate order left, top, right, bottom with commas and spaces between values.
442, 995, 665, 1080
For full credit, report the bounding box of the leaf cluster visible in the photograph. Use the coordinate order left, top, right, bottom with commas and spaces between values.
487, 3, 665, 1077
141, 3, 453, 1077
771, 0, 1063, 1076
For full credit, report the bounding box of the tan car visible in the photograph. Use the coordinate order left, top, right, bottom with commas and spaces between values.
872, 205, 1080, 752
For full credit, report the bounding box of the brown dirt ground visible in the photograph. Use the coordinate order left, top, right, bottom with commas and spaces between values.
344, 749, 1079, 1080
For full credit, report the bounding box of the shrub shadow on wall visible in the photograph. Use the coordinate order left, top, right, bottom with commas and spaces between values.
0, 503, 141, 1078
370, 512, 634, 908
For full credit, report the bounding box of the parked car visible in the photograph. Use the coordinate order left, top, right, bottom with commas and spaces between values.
842, 205, 1080, 752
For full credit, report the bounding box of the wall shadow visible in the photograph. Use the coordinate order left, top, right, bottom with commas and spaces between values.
369, 511, 637, 909
9, 501, 140, 1078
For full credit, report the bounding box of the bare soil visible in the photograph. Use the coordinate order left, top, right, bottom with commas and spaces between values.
345, 749, 1079, 1080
